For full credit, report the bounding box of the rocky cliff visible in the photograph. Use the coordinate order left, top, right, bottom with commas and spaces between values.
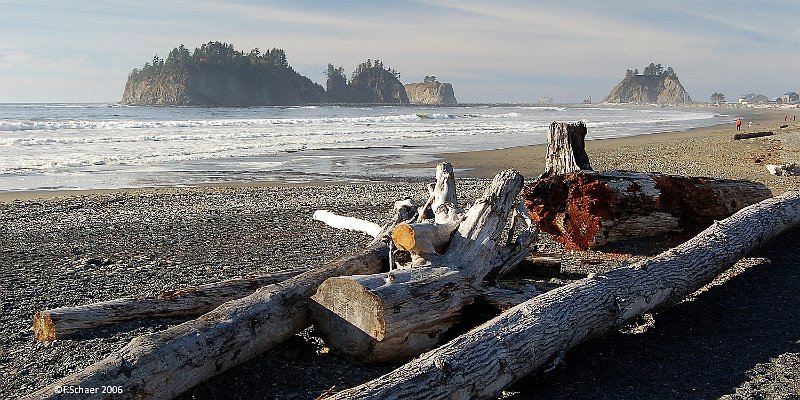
603, 64, 691, 104
122, 73, 190, 106
122, 66, 326, 106
404, 82, 457, 105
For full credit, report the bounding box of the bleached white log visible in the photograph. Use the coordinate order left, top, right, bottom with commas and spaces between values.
329, 191, 800, 399
311, 266, 472, 363
313, 210, 381, 238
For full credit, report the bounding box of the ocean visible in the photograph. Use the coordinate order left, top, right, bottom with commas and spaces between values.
0, 103, 728, 192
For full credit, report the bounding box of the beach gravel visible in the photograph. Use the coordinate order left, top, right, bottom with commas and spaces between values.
2, 172, 799, 398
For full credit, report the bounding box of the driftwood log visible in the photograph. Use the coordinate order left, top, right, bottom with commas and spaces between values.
310, 169, 538, 363
26, 200, 420, 400
523, 170, 772, 250
33, 269, 304, 341
734, 131, 773, 140
766, 163, 800, 176
328, 190, 800, 399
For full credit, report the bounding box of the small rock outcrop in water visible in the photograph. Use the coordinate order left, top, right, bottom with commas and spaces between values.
602, 63, 692, 104
404, 76, 457, 105
122, 42, 325, 106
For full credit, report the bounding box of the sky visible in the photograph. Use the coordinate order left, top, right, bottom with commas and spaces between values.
1, 0, 798, 104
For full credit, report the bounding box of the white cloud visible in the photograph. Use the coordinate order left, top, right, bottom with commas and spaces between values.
0, 1, 797, 102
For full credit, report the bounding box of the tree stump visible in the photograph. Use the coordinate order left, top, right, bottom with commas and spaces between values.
544, 121, 592, 176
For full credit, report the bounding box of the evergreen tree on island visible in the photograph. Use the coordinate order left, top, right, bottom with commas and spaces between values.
347, 59, 409, 104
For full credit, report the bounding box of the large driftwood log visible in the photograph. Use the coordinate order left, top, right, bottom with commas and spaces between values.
544, 121, 592, 175
311, 267, 543, 363
329, 191, 800, 399
310, 170, 537, 363
523, 170, 772, 249
734, 131, 773, 140
33, 269, 304, 341
26, 201, 419, 400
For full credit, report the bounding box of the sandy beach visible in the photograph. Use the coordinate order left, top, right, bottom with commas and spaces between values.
2, 106, 800, 399
409, 107, 800, 195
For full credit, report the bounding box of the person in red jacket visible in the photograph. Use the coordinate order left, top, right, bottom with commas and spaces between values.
736, 117, 742, 131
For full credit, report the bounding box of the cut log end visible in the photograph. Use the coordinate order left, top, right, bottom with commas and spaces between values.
33, 312, 56, 342
311, 277, 385, 343
311, 267, 474, 364
391, 223, 416, 252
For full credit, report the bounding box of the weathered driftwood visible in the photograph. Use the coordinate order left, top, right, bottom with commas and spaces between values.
33, 269, 304, 341
734, 131, 773, 140
328, 191, 800, 400
523, 170, 772, 249
311, 266, 474, 363
766, 163, 800, 176
510, 253, 563, 278
391, 162, 463, 266
544, 121, 592, 176
419, 161, 460, 223
26, 201, 420, 400
310, 169, 537, 363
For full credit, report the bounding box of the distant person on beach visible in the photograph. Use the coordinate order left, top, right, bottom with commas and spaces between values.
786, 115, 789, 121
748, 121, 752, 129
736, 117, 742, 131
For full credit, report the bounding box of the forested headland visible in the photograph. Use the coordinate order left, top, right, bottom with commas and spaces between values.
122, 41, 455, 106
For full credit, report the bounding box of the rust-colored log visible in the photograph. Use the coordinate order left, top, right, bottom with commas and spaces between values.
523, 170, 772, 250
